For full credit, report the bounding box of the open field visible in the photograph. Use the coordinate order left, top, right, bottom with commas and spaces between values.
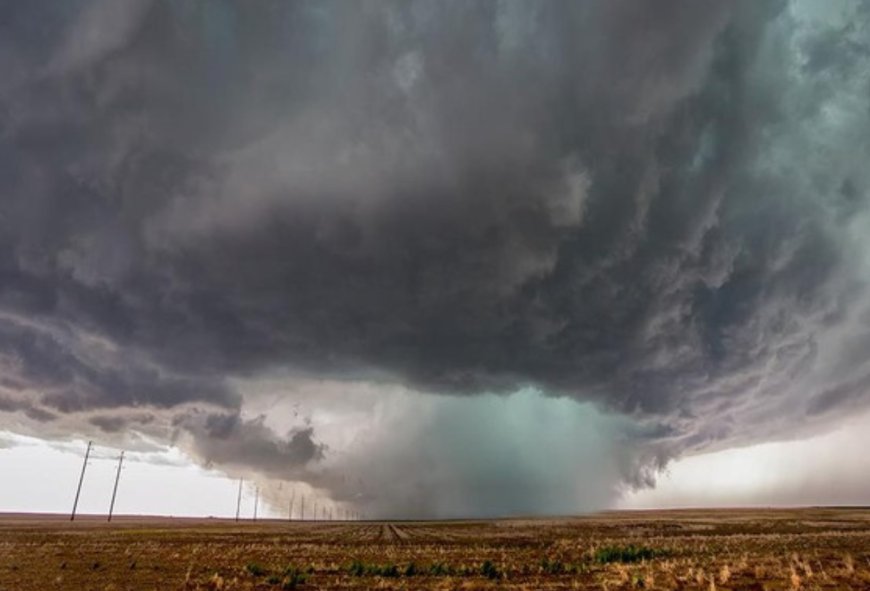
1, 508, 870, 590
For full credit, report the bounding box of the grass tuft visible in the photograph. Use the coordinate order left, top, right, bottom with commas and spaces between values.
480, 560, 501, 580
245, 562, 268, 577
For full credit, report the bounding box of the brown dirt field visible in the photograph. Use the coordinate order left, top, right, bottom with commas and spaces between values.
1, 508, 870, 590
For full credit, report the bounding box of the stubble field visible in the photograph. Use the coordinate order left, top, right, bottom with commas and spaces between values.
1, 508, 869, 590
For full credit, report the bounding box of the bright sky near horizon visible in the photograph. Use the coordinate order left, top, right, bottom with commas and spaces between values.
619, 411, 870, 510
0, 432, 265, 519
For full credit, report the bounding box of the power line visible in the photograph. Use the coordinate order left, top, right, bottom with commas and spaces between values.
70, 441, 92, 521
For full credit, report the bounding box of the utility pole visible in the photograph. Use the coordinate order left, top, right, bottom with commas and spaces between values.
235, 478, 243, 522
70, 441, 92, 521
313, 501, 317, 522
288, 489, 295, 522
253, 487, 259, 521
300, 495, 305, 521
107, 451, 124, 522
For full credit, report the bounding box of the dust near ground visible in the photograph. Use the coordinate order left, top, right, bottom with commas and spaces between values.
1, 508, 869, 590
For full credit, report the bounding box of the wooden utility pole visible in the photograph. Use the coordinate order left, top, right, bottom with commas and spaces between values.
288, 489, 295, 521
107, 451, 124, 522
70, 441, 92, 521
235, 478, 243, 522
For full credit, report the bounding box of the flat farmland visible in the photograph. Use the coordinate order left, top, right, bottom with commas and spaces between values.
1, 508, 869, 590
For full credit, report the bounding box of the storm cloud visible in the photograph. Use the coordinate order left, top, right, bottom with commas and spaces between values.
1, 0, 870, 516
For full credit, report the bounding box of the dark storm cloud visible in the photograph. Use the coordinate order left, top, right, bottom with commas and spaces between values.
89, 412, 155, 433
175, 410, 323, 475
0, 393, 56, 422
1, 0, 869, 507
0, 312, 239, 413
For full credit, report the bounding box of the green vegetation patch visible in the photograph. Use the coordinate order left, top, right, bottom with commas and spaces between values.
280, 567, 308, 590
347, 561, 400, 577
245, 562, 268, 577
480, 560, 501, 580
594, 545, 664, 564
540, 557, 587, 574
243, 563, 308, 588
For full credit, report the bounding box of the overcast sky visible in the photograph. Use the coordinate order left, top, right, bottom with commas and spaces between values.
1, 0, 869, 518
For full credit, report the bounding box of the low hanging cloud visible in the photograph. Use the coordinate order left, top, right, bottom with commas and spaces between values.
1, 0, 870, 516
311, 389, 634, 518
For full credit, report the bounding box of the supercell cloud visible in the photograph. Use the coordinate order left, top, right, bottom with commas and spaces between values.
1, 0, 869, 516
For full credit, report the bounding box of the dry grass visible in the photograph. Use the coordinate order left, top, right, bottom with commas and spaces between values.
1, 508, 870, 590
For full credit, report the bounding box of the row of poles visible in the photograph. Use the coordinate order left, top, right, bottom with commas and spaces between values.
70, 441, 363, 522
232, 480, 363, 522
